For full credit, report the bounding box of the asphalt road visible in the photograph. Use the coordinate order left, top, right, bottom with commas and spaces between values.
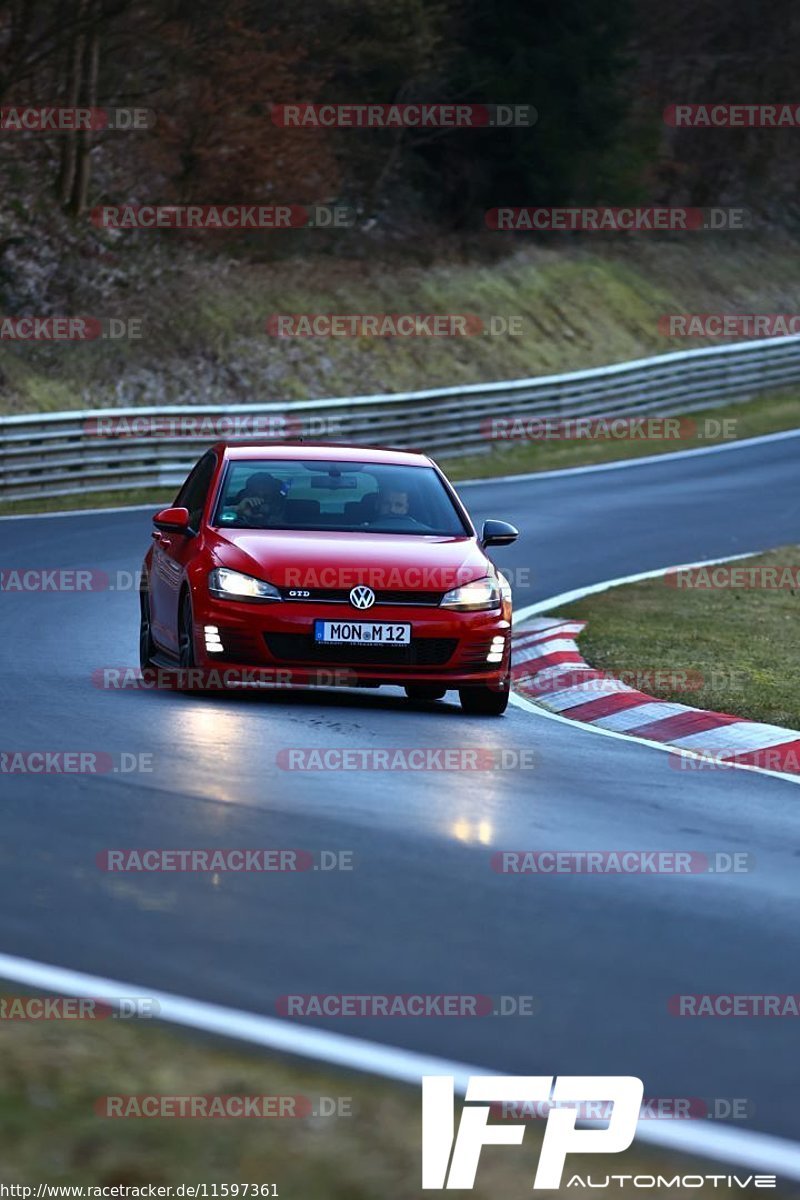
1, 433, 799, 1140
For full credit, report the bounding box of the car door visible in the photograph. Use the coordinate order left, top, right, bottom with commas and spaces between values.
150, 451, 217, 654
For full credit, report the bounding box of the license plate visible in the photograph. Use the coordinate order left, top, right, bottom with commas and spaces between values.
314, 620, 411, 645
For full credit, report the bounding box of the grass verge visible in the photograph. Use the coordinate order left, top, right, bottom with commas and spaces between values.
439, 390, 800, 479
3, 232, 800, 414
0, 489, 173, 518
0, 992, 783, 1194
560, 546, 800, 730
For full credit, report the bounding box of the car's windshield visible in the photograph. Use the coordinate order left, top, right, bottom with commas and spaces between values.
212, 459, 470, 536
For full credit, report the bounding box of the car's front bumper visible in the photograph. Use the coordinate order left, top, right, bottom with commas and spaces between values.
190, 596, 512, 690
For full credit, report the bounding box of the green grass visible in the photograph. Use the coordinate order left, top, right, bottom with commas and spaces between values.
4, 231, 800, 414
0, 488, 173, 517
0, 993, 783, 1194
560, 546, 800, 730
441, 390, 800, 479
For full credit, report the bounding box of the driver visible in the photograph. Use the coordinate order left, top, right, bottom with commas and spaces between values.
233, 472, 286, 525
377, 487, 411, 518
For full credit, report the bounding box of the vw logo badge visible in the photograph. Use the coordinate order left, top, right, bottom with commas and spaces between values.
349, 585, 376, 610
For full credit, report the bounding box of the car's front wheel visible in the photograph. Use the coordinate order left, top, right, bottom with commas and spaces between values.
458, 681, 510, 716
176, 589, 202, 693
139, 587, 157, 672
405, 685, 447, 702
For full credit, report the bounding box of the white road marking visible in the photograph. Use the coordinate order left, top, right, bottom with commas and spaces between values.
0, 950, 799, 1179
457, 426, 800, 486
509, 691, 800, 787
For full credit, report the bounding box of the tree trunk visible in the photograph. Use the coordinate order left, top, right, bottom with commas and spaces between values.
69, 0, 99, 215
57, 0, 89, 208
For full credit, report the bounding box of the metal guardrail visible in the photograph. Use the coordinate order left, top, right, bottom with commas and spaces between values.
2, 335, 799, 501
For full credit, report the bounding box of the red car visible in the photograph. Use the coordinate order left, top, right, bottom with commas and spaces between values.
139, 443, 518, 714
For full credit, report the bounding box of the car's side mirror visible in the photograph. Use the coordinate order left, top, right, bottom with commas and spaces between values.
153, 506, 192, 534
481, 519, 519, 547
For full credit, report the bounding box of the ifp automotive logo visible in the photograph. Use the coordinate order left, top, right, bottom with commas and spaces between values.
422, 1075, 643, 1190
422, 1076, 777, 1190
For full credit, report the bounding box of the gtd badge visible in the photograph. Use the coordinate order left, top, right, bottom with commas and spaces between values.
422, 1075, 643, 1190
349, 585, 376, 610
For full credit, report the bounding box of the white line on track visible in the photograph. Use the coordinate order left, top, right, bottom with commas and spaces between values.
510, 552, 800, 786
512, 552, 761, 622
0, 950, 799, 1180
456, 426, 800, 486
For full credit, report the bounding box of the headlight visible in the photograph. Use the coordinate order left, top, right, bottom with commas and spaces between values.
208, 568, 281, 602
440, 576, 501, 612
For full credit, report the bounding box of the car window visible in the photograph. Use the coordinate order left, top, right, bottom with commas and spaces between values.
174, 451, 217, 530
212, 460, 469, 536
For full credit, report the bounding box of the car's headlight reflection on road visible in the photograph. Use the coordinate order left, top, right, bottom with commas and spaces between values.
451, 818, 494, 845
171, 705, 247, 809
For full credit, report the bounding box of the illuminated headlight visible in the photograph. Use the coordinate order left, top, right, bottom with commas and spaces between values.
208, 568, 281, 603
440, 576, 500, 612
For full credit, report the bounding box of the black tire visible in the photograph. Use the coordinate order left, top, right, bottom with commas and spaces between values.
458, 682, 510, 716
139, 587, 157, 672
178, 589, 196, 670
177, 589, 203, 692
405, 685, 447, 702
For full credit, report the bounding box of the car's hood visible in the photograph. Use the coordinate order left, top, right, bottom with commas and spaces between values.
210, 529, 489, 591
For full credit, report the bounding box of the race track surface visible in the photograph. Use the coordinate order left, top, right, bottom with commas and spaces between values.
1, 433, 799, 1139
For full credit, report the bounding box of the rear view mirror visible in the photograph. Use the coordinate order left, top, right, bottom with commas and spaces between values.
482, 519, 518, 547
153, 506, 191, 533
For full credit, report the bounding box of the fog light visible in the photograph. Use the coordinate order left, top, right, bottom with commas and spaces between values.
487, 634, 506, 663
204, 625, 223, 653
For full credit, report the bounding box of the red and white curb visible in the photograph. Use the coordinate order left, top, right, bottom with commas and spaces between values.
512, 617, 800, 776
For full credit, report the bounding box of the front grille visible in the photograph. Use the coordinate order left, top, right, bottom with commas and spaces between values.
264, 633, 457, 667
279, 588, 444, 607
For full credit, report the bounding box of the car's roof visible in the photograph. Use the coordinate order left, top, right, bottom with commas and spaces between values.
216, 442, 433, 467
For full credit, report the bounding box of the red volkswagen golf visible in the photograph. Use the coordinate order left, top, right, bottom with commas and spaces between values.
139, 444, 518, 714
